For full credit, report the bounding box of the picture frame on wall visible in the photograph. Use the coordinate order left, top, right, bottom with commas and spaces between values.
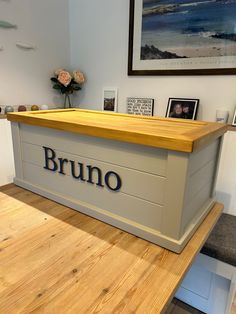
127, 97, 154, 116
102, 88, 118, 112
128, 0, 236, 75
166, 98, 199, 120
232, 107, 236, 126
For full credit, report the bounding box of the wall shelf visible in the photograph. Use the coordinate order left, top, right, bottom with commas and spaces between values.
227, 125, 236, 132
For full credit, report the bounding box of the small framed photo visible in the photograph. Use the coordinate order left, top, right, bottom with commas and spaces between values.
102, 88, 118, 112
127, 97, 154, 116
232, 107, 236, 126
166, 98, 199, 120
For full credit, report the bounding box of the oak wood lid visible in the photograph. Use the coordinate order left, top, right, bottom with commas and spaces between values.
7, 109, 227, 152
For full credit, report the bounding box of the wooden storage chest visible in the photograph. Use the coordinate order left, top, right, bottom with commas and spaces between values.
7, 109, 227, 252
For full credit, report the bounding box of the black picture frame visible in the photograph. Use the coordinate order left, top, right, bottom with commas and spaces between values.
166, 98, 199, 120
128, 0, 236, 76
127, 97, 154, 116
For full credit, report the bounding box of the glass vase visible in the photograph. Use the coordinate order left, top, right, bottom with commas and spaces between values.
64, 94, 72, 108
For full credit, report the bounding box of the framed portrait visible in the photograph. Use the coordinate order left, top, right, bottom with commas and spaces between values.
232, 107, 236, 126
102, 88, 118, 112
166, 98, 199, 120
128, 0, 236, 75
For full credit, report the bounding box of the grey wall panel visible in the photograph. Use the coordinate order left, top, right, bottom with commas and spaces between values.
180, 140, 220, 235
22, 142, 165, 205
161, 151, 189, 240
188, 141, 219, 176
185, 159, 216, 204
20, 124, 167, 176
182, 182, 214, 234
22, 162, 163, 231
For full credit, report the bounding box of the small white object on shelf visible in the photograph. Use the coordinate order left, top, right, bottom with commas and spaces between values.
4, 105, 14, 114
41, 105, 49, 110
216, 109, 229, 123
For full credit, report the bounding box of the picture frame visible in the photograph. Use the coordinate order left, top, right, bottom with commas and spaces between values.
102, 88, 118, 112
166, 98, 199, 120
232, 107, 236, 126
127, 97, 154, 116
128, 0, 236, 76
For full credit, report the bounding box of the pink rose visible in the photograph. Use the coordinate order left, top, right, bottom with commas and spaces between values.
58, 71, 72, 87
73, 70, 85, 84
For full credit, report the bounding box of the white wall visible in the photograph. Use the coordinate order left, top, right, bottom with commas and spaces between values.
69, 0, 236, 122
0, 0, 70, 109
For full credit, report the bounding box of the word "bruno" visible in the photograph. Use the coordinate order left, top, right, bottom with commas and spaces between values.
43, 146, 122, 192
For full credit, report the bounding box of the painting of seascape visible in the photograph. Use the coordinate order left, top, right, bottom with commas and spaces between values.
141, 0, 236, 59
128, 0, 236, 74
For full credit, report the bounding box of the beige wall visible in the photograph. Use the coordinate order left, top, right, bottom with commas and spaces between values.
0, 0, 70, 108
69, 0, 236, 123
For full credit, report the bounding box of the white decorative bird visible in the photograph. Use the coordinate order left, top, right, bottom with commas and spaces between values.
16, 42, 35, 50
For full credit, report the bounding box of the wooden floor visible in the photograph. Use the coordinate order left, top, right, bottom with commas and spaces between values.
0, 184, 223, 313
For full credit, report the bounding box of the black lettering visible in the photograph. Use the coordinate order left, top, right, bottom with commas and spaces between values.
87, 166, 104, 187
43, 146, 58, 172
42, 147, 122, 192
70, 161, 85, 181
105, 171, 122, 191
58, 158, 68, 175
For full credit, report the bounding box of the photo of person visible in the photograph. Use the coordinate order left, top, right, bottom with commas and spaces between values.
102, 89, 117, 112
166, 98, 199, 120
169, 103, 184, 118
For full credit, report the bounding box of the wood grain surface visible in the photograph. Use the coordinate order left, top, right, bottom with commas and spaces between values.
227, 125, 236, 132
0, 184, 223, 313
7, 109, 227, 152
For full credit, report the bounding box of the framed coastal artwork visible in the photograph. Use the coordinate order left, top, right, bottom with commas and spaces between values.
128, 0, 236, 75
166, 98, 199, 120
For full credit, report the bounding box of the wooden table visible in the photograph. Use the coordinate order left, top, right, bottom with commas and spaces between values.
0, 184, 223, 313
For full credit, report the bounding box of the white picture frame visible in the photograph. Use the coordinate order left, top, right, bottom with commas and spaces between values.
232, 107, 236, 126
102, 88, 118, 112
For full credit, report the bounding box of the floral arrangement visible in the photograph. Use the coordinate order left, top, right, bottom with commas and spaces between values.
50, 69, 85, 108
